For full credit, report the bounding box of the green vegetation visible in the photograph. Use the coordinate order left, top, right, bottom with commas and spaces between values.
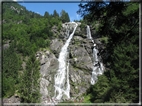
78, 1, 139, 103
2, 0, 139, 104
19, 55, 41, 103
2, 1, 70, 103
60, 10, 70, 23
2, 42, 22, 97
83, 94, 92, 103
99, 36, 108, 44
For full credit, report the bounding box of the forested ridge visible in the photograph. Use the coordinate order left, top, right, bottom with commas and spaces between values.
2, 0, 140, 104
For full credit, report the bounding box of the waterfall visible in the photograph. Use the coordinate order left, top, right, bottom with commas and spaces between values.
87, 25, 94, 43
53, 22, 78, 101
86, 25, 104, 85
87, 25, 92, 39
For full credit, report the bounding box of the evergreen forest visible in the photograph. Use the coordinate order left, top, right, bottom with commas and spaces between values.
77, 0, 139, 103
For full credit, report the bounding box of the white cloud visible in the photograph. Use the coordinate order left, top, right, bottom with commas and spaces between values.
70, 14, 81, 22
70, 17, 74, 22
36, 12, 40, 14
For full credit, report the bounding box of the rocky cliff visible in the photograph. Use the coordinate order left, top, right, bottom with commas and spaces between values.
36, 22, 104, 104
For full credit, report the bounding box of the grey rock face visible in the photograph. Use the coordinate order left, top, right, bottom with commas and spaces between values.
69, 41, 93, 71
36, 23, 104, 103
36, 49, 58, 103
94, 39, 102, 44
65, 28, 95, 100
3, 96, 21, 103
50, 39, 63, 58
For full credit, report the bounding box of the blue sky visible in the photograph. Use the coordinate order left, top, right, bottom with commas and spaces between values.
14, 1, 83, 21
12, 0, 130, 21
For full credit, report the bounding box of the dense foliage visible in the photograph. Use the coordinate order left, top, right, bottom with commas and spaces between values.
60, 10, 70, 23
2, 43, 22, 97
2, 2, 70, 103
19, 55, 41, 103
78, 0, 139, 103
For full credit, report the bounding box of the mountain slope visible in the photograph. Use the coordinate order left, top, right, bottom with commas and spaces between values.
2, 1, 102, 104
2, 1, 68, 103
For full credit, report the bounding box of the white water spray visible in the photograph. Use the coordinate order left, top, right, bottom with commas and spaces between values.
54, 22, 78, 101
87, 25, 94, 43
86, 25, 104, 85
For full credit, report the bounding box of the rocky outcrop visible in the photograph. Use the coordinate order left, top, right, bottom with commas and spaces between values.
69, 45, 93, 71
36, 22, 104, 103
3, 96, 21, 104
50, 39, 63, 58
3, 40, 11, 50
65, 26, 95, 101
10, 6, 20, 14
36, 49, 59, 103
69, 65, 91, 99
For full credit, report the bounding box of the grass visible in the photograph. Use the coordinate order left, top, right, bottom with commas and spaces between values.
83, 94, 92, 103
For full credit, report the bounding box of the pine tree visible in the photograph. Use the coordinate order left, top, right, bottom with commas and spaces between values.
44, 11, 50, 18
78, 1, 139, 103
53, 10, 59, 18
19, 55, 41, 103
60, 10, 70, 23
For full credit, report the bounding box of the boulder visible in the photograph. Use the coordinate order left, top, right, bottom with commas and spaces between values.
73, 36, 83, 41
94, 39, 102, 44
3, 44, 10, 50
69, 46, 93, 71
3, 96, 21, 103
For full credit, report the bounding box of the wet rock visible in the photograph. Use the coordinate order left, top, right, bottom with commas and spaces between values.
94, 39, 102, 44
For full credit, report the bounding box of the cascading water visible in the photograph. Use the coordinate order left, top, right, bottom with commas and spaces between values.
53, 22, 78, 101
87, 25, 94, 43
86, 25, 104, 85
87, 25, 92, 39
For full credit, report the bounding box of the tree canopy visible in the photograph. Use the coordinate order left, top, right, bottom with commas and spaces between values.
60, 10, 70, 23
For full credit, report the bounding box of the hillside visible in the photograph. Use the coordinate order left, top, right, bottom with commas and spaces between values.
2, 1, 139, 105
2, 1, 71, 103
